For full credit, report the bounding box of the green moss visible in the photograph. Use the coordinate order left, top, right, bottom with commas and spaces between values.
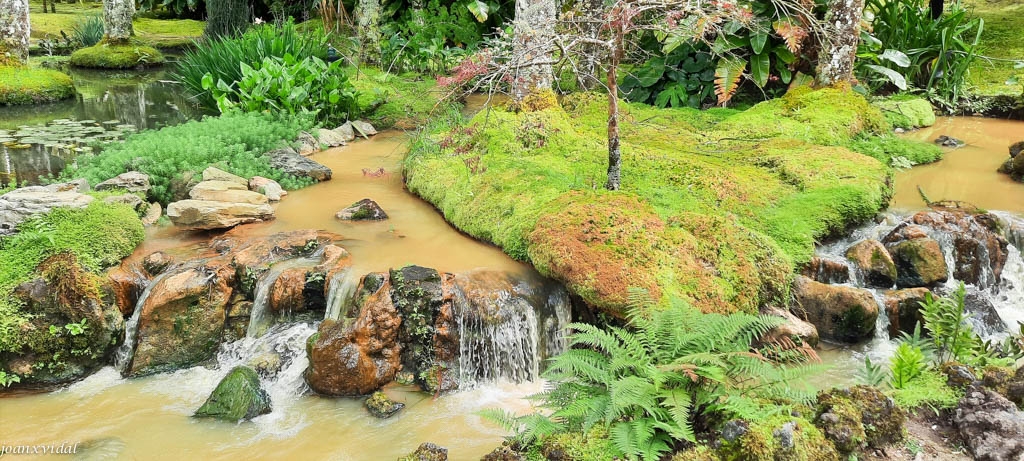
0, 201, 144, 368
872, 97, 936, 129
352, 68, 451, 130
533, 427, 616, 461
0, 66, 75, 105
29, 3, 203, 50
966, 0, 1024, 96
890, 370, 962, 410
718, 416, 840, 461
194, 366, 271, 421
70, 42, 166, 69
406, 88, 891, 316
848, 134, 943, 166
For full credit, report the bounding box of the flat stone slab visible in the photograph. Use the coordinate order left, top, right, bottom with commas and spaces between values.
202, 167, 247, 186
0, 184, 95, 234
190, 182, 268, 205
167, 200, 274, 230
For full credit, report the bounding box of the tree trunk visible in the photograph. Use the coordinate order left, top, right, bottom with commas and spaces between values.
577, 0, 604, 90
356, 0, 382, 65
204, 0, 249, 38
0, 0, 30, 65
605, 28, 623, 191
815, 0, 864, 86
410, 0, 425, 27
511, 0, 556, 100
103, 0, 135, 44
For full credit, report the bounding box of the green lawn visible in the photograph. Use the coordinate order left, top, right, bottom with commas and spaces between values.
967, 0, 1024, 95
29, 2, 204, 49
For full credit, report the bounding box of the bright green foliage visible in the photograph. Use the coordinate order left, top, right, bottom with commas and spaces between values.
66, 112, 315, 205
407, 88, 890, 315
847, 134, 943, 167
716, 415, 839, 461
352, 68, 452, 129
378, 0, 508, 74
620, 42, 718, 109
0, 202, 144, 355
890, 370, 962, 410
175, 21, 328, 108
968, 0, 1024, 96
0, 66, 75, 105
69, 42, 166, 69
205, 55, 359, 125
919, 283, 984, 364
70, 15, 104, 48
871, 97, 936, 129
487, 294, 821, 461
857, 0, 983, 105
889, 342, 927, 389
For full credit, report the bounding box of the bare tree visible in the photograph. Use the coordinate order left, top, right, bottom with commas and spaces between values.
103, 0, 135, 43
0, 0, 30, 65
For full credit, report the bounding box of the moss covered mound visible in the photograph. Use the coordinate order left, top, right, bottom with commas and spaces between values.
70, 42, 166, 69
352, 68, 448, 130
194, 366, 272, 422
406, 88, 892, 316
872, 97, 937, 130
0, 66, 75, 105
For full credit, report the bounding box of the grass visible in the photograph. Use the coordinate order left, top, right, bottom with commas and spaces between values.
70, 41, 166, 69
28, 3, 204, 50
405, 87, 894, 316
966, 0, 1024, 96
0, 65, 75, 105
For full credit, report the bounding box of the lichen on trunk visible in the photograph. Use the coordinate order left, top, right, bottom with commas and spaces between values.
356, 0, 382, 65
0, 0, 31, 65
815, 0, 864, 86
511, 0, 556, 101
103, 0, 135, 44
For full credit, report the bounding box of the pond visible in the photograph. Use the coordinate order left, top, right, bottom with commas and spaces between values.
0, 67, 207, 187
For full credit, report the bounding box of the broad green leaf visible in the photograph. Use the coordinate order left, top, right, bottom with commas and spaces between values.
751, 52, 770, 88
634, 57, 666, 87
467, 0, 489, 22
751, 32, 769, 55
865, 64, 908, 90
879, 49, 911, 68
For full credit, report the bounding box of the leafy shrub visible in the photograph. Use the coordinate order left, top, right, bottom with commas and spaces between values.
857, 0, 983, 105
70, 15, 104, 48
890, 370, 962, 410
485, 292, 821, 461
65, 112, 315, 205
205, 55, 359, 125
174, 21, 328, 107
620, 42, 717, 109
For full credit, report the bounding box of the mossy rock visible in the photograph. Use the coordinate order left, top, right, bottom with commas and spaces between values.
717, 416, 840, 461
872, 97, 937, 130
0, 66, 75, 105
537, 427, 616, 461
194, 366, 271, 422
815, 386, 905, 454
365, 391, 404, 418
70, 42, 165, 69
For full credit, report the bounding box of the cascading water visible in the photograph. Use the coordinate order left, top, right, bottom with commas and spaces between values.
247, 258, 318, 338
323, 268, 360, 321
114, 269, 175, 375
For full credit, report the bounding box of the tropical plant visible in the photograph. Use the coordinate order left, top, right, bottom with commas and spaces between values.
857, 0, 983, 105
377, 0, 496, 74
70, 15, 104, 48
485, 291, 822, 460
889, 342, 927, 389
918, 283, 982, 364
620, 41, 718, 109
174, 21, 328, 108
205, 54, 359, 125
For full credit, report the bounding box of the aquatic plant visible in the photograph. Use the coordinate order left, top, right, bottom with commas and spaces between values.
66, 112, 316, 205
174, 21, 328, 108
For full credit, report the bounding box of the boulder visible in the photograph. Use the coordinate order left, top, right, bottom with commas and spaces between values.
194, 366, 271, 422
332, 122, 356, 142
934, 135, 965, 148
800, 257, 850, 284
791, 276, 878, 342
297, 131, 319, 155
882, 288, 931, 336
0, 183, 94, 234
351, 120, 377, 137
760, 306, 819, 348
166, 200, 274, 230
999, 152, 1024, 182
1008, 366, 1024, 408
95, 171, 150, 194
942, 363, 979, 390
306, 277, 402, 395
365, 391, 404, 418
267, 147, 332, 181
815, 386, 905, 454
845, 239, 896, 288
142, 251, 173, 277
317, 128, 348, 148
141, 202, 162, 226
885, 211, 1010, 288
887, 238, 948, 288
190, 179, 246, 193
953, 388, 1024, 461
189, 182, 269, 205
105, 263, 147, 316
1010, 140, 1024, 158
201, 167, 247, 186
336, 198, 388, 221
248, 176, 286, 201
124, 263, 234, 377
399, 443, 447, 461
103, 193, 144, 211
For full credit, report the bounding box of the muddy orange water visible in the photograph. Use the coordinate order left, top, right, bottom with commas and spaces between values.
892, 116, 1024, 213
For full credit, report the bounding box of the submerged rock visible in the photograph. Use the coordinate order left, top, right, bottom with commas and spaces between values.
336, 198, 388, 221
800, 257, 850, 284
365, 391, 404, 418
887, 238, 948, 288
0, 182, 94, 234
399, 443, 447, 461
267, 146, 332, 181
999, 151, 1024, 182
95, 171, 150, 194
845, 239, 896, 288
194, 366, 272, 422
790, 276, 878, 342
953, 388, 1024, 461
934, 135, 965, 148
166, 199, 274, 230
1011, 140, 1024, 159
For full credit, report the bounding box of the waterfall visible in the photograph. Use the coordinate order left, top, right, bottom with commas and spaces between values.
453, 278, 572, 387
323, 269, 360, 321
246, 258, 317, 338
114, 270, 175, 375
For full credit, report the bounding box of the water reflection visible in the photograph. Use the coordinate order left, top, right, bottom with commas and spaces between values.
0, 67, 208, 187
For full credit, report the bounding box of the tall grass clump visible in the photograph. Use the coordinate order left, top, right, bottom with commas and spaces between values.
65, 112, 316, 205
174, 20, 328, 107
858, 0, 983, 105
71, 15, 104, 48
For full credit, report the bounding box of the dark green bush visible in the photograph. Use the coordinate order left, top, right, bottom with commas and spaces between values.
204, 0, 250, 39
174, 21, 328, 108
65, 112, 316, 205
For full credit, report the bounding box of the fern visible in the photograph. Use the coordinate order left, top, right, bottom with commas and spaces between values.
889, 342, 927, 389
714, 57, 746, 106
486, 290, 822, 460
919, 283, 982, 364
